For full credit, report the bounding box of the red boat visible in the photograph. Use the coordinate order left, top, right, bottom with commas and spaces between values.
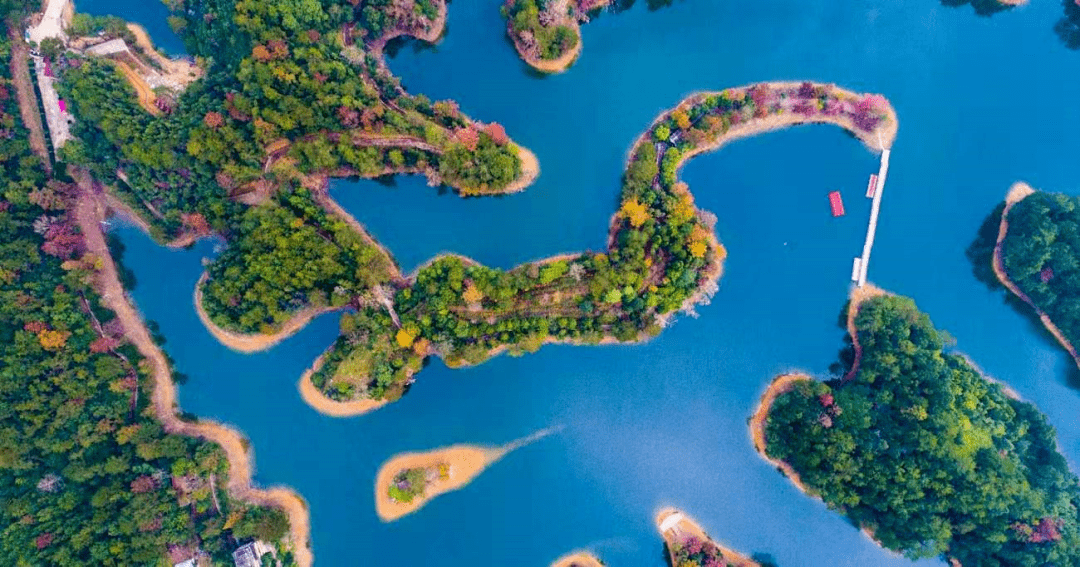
828, 191, 845, 217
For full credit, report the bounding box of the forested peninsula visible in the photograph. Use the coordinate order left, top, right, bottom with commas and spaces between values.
0, 7, 304, 566
756, 290, 1080, 566
502, 0, 613, 73
969, 183, 1080, 371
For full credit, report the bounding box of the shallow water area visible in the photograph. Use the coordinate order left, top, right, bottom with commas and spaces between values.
74, 0, 187, 56
108, 0, 1080, 565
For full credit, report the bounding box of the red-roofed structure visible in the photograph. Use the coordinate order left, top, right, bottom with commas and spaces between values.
828, 191, 845, 217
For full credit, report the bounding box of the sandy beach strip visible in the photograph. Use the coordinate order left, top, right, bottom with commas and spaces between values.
550, 551, 604, 567
73, 174, 313, 566
519, 36, 582, 74
297, 352, 390, 418
496, 143, 541, 193
992, 182, 1080, 370
655, 508, 760, 567
193, 272, 340, 354
374, 428, 558, 522
748, 373, 815, 495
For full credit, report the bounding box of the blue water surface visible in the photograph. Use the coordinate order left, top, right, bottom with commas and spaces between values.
107, 0, 1080, 566
75, 0, 186, 55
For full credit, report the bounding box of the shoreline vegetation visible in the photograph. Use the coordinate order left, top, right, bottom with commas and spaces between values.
655, 508, 761, 567
73, 176, 314, 567
302, 81, 896, 417
989, 182, 1080, 370
754, 288, 1080, 566
194, 272, 343, 354
373, 427, 559, 521
502, 0, 614, 73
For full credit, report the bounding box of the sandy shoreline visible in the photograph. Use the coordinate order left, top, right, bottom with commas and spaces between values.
73, 174, 313, 566
297, 352, 390, 418
550, 551, 604, 567
748, 373, 815, 494
310, 184, 404, 281
492, 143, 541, 194
841, 284, 888, 381
655, 508, 759, 567
507, 0, 615, 73
516, 34, 582, 74
750, 285, 885, 494
193, 272, 341, 354
102, 192, 205, 248
991, 182, 1080, 370
373, 428, 558, 522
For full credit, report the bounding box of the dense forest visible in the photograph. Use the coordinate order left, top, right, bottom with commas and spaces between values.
764, 295, 1080, 566
0, 11, 295, 565
990, 191, 1080, 364
59, 0, 528, 241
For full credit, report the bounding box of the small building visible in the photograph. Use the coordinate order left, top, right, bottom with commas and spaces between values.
58, 99, 66, 113
828, 191, 845, 217
232, 541, 274, 567
174, 559, 196, 567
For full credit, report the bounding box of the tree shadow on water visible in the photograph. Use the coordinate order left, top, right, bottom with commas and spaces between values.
609, 0, 683, 13
939, 0, 1013, 17
965, 202, 1080, 395
1055, 0, 1080, 50
751, 552, 780, 567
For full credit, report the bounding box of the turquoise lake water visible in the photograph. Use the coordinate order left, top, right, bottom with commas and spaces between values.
74, 0, 187, 56
105, 0, 1080, 565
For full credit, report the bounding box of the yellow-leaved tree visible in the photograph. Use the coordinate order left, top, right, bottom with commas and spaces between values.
38, 330, 70, 351
620, 199, 649, 228
396, 327, 416, 348
462, 282, 483, 304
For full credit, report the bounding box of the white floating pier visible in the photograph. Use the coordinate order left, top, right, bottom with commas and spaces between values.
857, 145, 890, 287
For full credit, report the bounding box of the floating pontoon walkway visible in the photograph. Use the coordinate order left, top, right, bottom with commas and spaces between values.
857, 144, 890, 287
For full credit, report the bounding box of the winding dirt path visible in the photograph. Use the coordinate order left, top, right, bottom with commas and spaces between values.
73, 172, 313, 567
8, 28, 50, 170
992, 182, 1080, 371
